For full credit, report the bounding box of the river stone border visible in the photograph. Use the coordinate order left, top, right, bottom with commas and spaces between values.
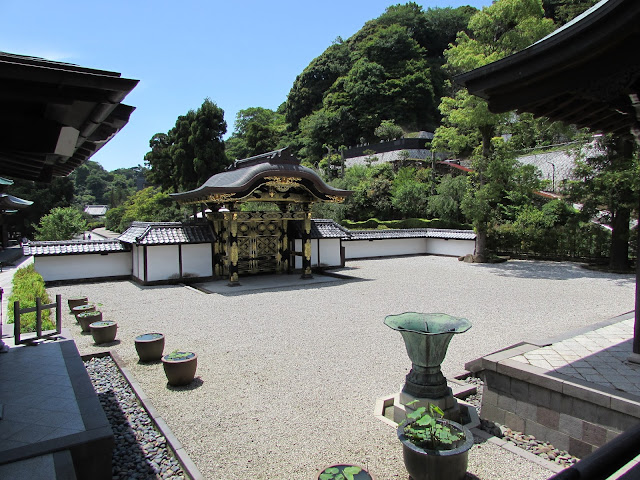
81, 351, 203, 480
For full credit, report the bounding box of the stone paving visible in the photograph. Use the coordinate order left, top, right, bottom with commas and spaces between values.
511, 315, 640, 395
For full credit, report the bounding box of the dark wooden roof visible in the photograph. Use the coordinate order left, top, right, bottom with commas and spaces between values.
0, 52, 138, 181
455, 0, 640, 138
171, 148, 353, 204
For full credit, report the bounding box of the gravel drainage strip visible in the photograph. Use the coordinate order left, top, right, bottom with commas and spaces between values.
82, 352, 203, 480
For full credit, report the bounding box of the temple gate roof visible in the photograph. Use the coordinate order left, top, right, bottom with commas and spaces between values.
170, 148, 352, 205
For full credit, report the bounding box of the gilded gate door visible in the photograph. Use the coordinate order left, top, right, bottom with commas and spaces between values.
236, 219, 282, 274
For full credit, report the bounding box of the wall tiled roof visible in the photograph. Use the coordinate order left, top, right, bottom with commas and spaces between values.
346, 228, 476, 241
291, 219, 475, 241
118, 221, 215, 245
24, 239, 129, 256
84, 205, 108, 216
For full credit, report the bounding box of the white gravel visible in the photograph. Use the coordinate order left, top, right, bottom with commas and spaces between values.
50, 256, 636, 480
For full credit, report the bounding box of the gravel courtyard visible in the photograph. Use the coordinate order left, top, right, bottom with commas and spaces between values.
51, 256, 636, 479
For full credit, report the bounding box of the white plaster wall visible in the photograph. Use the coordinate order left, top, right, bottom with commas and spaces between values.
425, 238, 475, 257
318, 238, 342, 266
146, 245, 179, 282
293, 239, 343, 268
182, 244, 213, 278
132, 246, 140, 279
344, 238, 427, 259
34, 253, 131, 282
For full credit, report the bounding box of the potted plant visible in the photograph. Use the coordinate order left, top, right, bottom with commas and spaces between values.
162, 350, 197, 386
72, 303, 96, 318
316, 464, 375, 480
135, 333, 165, 362
68, 296, 88, 311
89, 320, 117, 344
397, 403, 473, 480
77, 310, 102, 333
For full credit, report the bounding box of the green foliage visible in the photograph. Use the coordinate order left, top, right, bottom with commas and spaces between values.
340, 217, 463, 230
285, 5, 476, 163
68, 161, 142, 209
542, 0, 599, 24
8, 177, 74, 238
375, 120, 404, 141
7, 264, 53, 332
403, 403, 465, 450
145, 98, 228, 192
318, 465, 362, 480
428, 174, 468, 223
105, 187, 185, 232
34, 207, 88, 241
225, 106, 286, 160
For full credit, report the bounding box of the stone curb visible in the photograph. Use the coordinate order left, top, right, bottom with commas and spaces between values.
81, 351, 204, 480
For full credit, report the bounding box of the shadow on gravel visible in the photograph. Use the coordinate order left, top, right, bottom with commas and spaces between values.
137, 359, 162, 366
166, 377, 204, 391
472, 260, 635, 284
98, 389, 155, 479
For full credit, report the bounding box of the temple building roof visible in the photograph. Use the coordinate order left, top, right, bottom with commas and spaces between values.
0, 52, 138, 181
118, 221, 215, 245
171, 148, 352, 205
0, 193, 33, 211
455, 0, 640, 138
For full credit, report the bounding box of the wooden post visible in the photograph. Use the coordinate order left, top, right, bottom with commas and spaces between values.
14, 300, 20, 344
301, 205, 313, 279
36, 297, 42, 337
56, 294, 62, 334
228, 208, 240, 286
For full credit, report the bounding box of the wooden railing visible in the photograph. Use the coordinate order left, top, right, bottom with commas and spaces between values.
13, 294, 62, 345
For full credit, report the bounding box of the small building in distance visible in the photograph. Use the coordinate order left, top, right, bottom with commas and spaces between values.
84, 205, 108, 219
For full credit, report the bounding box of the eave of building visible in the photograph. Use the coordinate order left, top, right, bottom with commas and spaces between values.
0, 52, 138, 181
454, 0, 640, 137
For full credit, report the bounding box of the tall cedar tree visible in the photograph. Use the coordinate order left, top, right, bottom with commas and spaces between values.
145, 98, 228, 192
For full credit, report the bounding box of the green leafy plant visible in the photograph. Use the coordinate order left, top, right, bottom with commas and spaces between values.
7, 264, 53, 332
403, 403, 464, 450
319, 465, 363, 480
165, 350, 194, 361
77, 311, 100, 318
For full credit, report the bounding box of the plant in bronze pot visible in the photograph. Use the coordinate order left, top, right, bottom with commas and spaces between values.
162, 350, 197, 386
77, 310, 102, 333
397, 403, 473, 480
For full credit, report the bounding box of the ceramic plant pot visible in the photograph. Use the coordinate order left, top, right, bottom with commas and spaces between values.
77, 311, 102, 333
90, 320, 117, 344
135, 333, 165, 362
162, 351, 197, 386
68, 297, 88, 311
397, 419, 473, 480
72, 303, 96, 320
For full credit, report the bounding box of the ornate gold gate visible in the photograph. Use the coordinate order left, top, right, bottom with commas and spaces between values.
237, 219, 281, 274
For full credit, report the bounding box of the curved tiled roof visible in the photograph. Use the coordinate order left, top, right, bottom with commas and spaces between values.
290, 219, 476, 241
24, 239, 128, 256
346, 228, 476, 241
171, 148, 352, 204
118, 221, 215, 245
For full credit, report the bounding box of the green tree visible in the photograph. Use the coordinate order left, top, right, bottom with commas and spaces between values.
225, 106, 287, 160
428, 174, 468, 223
106, 187, 184, 232
145, 98, 228, 192
375, 120, 404, 141
34, 207, 87, 241
433, 0, 555, 260
567, 135, 639, 270
542, 0, 598, 24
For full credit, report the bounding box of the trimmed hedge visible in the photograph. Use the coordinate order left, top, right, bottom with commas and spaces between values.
8, 264, 53, 333
340, 217, 471, 230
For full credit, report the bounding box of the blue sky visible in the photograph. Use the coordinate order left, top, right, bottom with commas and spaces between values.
1, 0, 491, 172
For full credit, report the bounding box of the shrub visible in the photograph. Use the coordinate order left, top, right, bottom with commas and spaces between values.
7, 264, 53, 333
